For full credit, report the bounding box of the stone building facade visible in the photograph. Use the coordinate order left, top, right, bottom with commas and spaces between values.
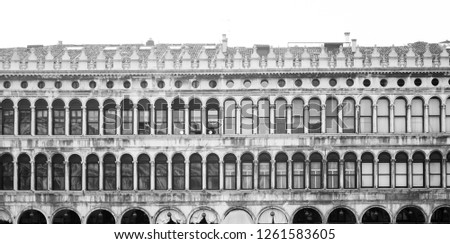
0, 36, 450, 224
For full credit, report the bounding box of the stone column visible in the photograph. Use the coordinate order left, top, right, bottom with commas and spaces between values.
407, 104, 412, 133
304, 105, 309, 134
389, 104, 395, 133
31, 160, 35, 191
167, 105, 172, 135
425, 159, 430, 188
99, 105, 104, 136
424, 104, 429, 133
442, 158, 447, 189
355, 105, 360, 133
150, 161, 155, 190
167, 160, 172, 190
252, 105, 258, 134
48, 160, 52, 190
30, 106, 35, 136
202, 160, 206, 189
271, 159, 276, 189
391, 159, 396, 188
322, 159, 327, 189
81, 161, 86, 191
236, 160, 241, 190
184, 105, 189, 135
133, 104, 138, 135
185, 160, 189, 190
235, 105, 241, 134
408, 159, 412, 188
287, 159, 292, 189
150, 104, 155, 135
337, 104, 343, 133
321, 104, 326, 133
286, 104, 292, 134
48, 106, 53, 136
441, 104, 446, 133
219, 160, 224, 190
356, 159, 362, 189
65, 106, 70, 135
99, 160, 103, 190
13, 106, 18, 136
133, 161, 138, 190
116, 161, 121, 190
339, 159, 344, 189
13, 161, 18, 191
65, 161, 70, 191
253, 160, 258, 190
201, 106, 207, 135
305, 160, 310, 189
82, 106, 87, 136
270, 104, 275, 134
373, 104, 378, 133
374, 159, 379, 188
218, 106, 223, 135
116, 105, 121, 135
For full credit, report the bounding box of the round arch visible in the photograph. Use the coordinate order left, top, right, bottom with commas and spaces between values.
188, 207, 220, 224
86, 209, 116, 224
52, 208, 81, 224
361, 206, 392, 224
256, 206, 289, 224
222, 207, 255, 224
18, 209, 47, 224
395, 206, 426, 224
326, 207, 357, 224
430, 205, 450, 224
0, 208, 12, 224
291, 206, 323, 224
154, 207, 186, 224
120, 208, 151, 224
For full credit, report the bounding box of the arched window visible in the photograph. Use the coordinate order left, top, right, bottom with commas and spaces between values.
258, 99, 270, 134
394, 98, 407, 133
69, 155, 82, 190
206, 99, 220, 134
138, 99, 151, 134
137, 154, 150, 190
18, 154, 31, 190
395, 152, 408, 188
52, 99, 65, 135
189, 153, 202, 190
189, 99, 202, 134
325, 97, 338, 133
429, 98, 441, 132
86, 154, 99, 190
361, 152, 374, 188
120, 154, 133, 190
309, 153, 322, 189
309, 98, 321, 133
206, 154, 219, 189
241, 153, 254, 189
396, 207, 425, 224
0, 99, 14, 135
35, 99, 48, 135
258, 153, 271, 189
275, 98, 287, 134
377, 98, 390, 133
275, 153, 288, 189
241, 99, 253, 134
344, 152, 356, 189
172, 98, 185, 135
52, 154, 65, 190
121, 99, 133, 135
412, 152, 425, 188
292, 98, 304, 133
69, 100, 82, 135
155, 153, 168, 190
103, 99, 117, 135
292, 153, 305, 189
342, 98, 355, 133
224, 99, 236, 134
429, 152, 442, 188
360, 98, 372, 133
35, 154, 48, 191
103, 154, 116, 190
172, 153, 185, 190
362, 207, 391, 224
0, 154, 14, 190
378, 152, 391, 188
327, 152, 339, 189
224, 154, 236, 190
18, 99, 31, 135
411, 98, 424, 133
86, 99, 99, 135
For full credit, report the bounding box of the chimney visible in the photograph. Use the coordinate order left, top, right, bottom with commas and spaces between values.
344, 32, 350, 43
222, 34, 228, 53
351, 39, 357, 53
146, 38, 155, 46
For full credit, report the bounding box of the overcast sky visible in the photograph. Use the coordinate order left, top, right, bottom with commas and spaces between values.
0, 0, 448, 48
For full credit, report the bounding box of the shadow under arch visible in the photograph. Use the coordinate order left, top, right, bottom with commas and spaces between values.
292, 207, 323, 224
361, 207, 391, 224
327, 207, 357, 224
86, 209, 116, 224
52, 209, 81, 224
18, 209, 47, 224
121, 208, 151, 224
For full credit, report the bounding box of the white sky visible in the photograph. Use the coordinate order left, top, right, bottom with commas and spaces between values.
0, 0, 448, 48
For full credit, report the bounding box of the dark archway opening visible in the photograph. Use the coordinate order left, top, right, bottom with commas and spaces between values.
18, 210, 47, 224
396, 207, 425, 224
293, 208, 322, 224
362, 207, 391, 224
431, 207, 450, 224
121, 209, 150, 224
327, 208, 356, 224
87, 209, 115, 224
52, 209, 81, 224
